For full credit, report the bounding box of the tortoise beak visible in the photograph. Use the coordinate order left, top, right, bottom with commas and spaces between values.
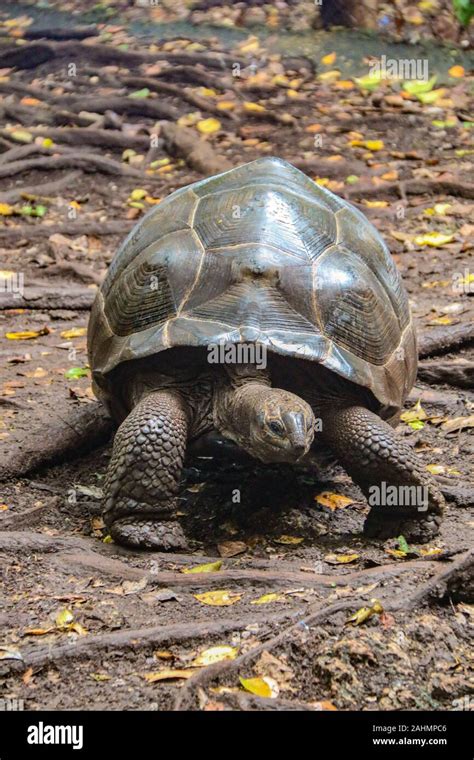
282, 412, 312, 458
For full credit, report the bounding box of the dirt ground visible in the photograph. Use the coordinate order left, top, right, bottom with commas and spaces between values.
0, 1, 473, 712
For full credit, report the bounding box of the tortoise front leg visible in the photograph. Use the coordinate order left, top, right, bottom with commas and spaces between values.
320, 405, 445, 542
104, 390, 189, 550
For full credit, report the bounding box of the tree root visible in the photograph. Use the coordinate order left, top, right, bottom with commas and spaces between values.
174, 548, 473, 709
418, 323, 474, 359
0, 403, 113, 481
26, 127, 152, 151
0, 611, 295, 675
0, 41, 241, 72
0, 171, 82, 204
63, 95, 179, 122
0, 152, 152, 179
345, 178, 474, 200
417, 359, 474, 388
0, 220, 133, 244
161, 122, 232, 175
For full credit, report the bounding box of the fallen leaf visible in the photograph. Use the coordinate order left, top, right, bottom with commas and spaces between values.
347, 599, 383, 625
441, 415, 474, 434
251, 593, 282, 605
315, 492, 354, 511
60, 328, 86, 339
325, 553, 360, 564
217, 541, 247, 558
192, 646, 238, 667
196, 118, 221, 134
321, 52, 337, 66
194, 590, 241, 606
143, 669, 194, 683
6, 327, 49, 340
182, 561, 222, 574
274, 535, 304, 545
239, 676, 277, 698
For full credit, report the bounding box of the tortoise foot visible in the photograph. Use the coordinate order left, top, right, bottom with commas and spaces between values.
109, 517, 188, 551
364, 510, 442, 543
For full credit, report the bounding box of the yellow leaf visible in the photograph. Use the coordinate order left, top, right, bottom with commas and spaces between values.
318, 70, 341, 82
414, 232, 455, 247
192, 646, 238, 667
448, 65, 465, 78
6, 327, 49, 340
315, 492, 354, 511
0, 504, 9, 511
60, 327, 86, 339
130, 188, 147, 201
334, 80, 354, 90
9, 129, 33, 144
0, 203, 14, 216
386, 548, 408, 559
55, 608, 74, 628
419, 547, 443, 557
194, 590, 241, 606
321, 52, 337, 66
243, 102, 266, 113
182, 561, 222, 574
42, 137, 54, 148
143, 669, 194, 683
239, 37, 260, 54
315, 177, 329, 186
400, 400, 428, 423
198, 87, 218, 97
274, 535, 304, 545
350, 139, 384, 151
347, 599, 383, 625
239, 676, 275, 698
251, 593, 282, 605
363, 200, 389, 208
426, 464, 445, 475
216, 101, 236, 111
196, 118, 221, 135
325, 553, 360, 564
429, 316, 453, 326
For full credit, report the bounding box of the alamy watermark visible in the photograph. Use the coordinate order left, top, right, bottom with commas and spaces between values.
368, 482, 428, 512
207, 342, 267, 369
369, 55, 429, 82
0, 271, 24, 299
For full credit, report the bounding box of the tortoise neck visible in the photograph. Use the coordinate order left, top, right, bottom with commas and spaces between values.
213, 367, 272, 447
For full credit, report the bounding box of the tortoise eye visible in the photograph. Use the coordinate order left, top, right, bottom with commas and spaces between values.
268, 420, 284, 436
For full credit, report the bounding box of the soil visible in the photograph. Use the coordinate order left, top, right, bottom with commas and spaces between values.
0, 1, 473, 712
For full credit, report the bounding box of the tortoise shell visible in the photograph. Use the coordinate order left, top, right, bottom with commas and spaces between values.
88, 157, 417, 413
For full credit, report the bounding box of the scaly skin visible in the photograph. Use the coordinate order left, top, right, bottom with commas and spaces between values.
104, 389, 189, 550
320, 404, 445, 542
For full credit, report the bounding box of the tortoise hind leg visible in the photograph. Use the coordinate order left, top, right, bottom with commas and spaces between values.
104, 390, 189, 550
320, 405, 445, 542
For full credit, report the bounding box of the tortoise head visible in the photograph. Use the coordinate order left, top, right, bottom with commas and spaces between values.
243, 388, 316, 464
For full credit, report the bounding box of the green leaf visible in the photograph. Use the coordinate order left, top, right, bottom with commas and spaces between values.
453, 0, 474, 26
397, 535, 410, 554
65, 367, 89, 379
402, 75, 437, 95
129, 88, 150, 99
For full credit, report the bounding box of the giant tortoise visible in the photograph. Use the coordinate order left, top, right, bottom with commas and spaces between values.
88, 157, 444, 550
